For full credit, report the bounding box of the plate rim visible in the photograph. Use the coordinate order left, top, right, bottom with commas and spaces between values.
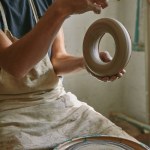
54, 135, 150, 150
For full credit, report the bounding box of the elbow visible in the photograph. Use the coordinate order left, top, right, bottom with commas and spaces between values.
2, 65, 28, 79
51, 59, 62, 76
52, 65, 61, 76
0, 55, 29, 79
11, 64, 30, 79
10, 70, 27, 79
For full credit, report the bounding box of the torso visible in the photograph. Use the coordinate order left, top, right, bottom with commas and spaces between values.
0, 0, 60, 95
0, 0, 53, 38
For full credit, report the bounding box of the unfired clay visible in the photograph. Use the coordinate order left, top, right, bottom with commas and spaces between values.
83, 18, 132, 77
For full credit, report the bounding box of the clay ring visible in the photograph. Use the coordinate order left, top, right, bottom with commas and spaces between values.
83, 18, 131, 77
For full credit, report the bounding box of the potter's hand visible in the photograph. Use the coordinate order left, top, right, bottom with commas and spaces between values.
54, 0, 108, 15
99, 51, 126, 82
86, 51, 126, 82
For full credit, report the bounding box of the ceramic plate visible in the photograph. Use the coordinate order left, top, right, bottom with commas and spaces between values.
54, 136, 150, 150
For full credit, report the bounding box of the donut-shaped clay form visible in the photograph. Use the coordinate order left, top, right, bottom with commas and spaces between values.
83, 18, 131, 77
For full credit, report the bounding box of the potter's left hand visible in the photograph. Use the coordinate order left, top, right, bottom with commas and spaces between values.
86, 51, 126, 82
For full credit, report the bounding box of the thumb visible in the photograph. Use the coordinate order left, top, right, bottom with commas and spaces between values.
99, 51, 112, 62
87, 0, 102, 14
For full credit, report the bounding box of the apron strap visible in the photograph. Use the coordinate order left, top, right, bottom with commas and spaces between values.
0, 0, 39, 32
28, 0, 39, 23
0, 1, 39, 42
0, 2, 9, 31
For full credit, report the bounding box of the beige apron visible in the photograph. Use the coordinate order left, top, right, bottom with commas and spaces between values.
0, 1, 138, 149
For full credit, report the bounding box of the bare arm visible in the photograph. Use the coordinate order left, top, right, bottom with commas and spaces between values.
0, 4, 68, 78
0, 0, 108, 78
51, 29, 125, 82
51, 28, 84, 76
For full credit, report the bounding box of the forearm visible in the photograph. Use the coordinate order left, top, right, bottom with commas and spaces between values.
0, 0, 108, 78
51, 55, 85, 76
0, 3, 69, 78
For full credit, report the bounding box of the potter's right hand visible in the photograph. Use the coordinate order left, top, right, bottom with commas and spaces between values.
54, 0, 108, 15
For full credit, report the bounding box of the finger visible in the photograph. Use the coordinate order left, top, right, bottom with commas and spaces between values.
100, 51, 112, 62
117, 72, 123, 78
97, 76, 103, 80
110, 76, 117, 81
88, 2, 102, 14
101, 76, 109, 82
120, 69, 126, 74
93, 3, 102, 14
92, 0, 109, 8
100, 0, 108, 8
